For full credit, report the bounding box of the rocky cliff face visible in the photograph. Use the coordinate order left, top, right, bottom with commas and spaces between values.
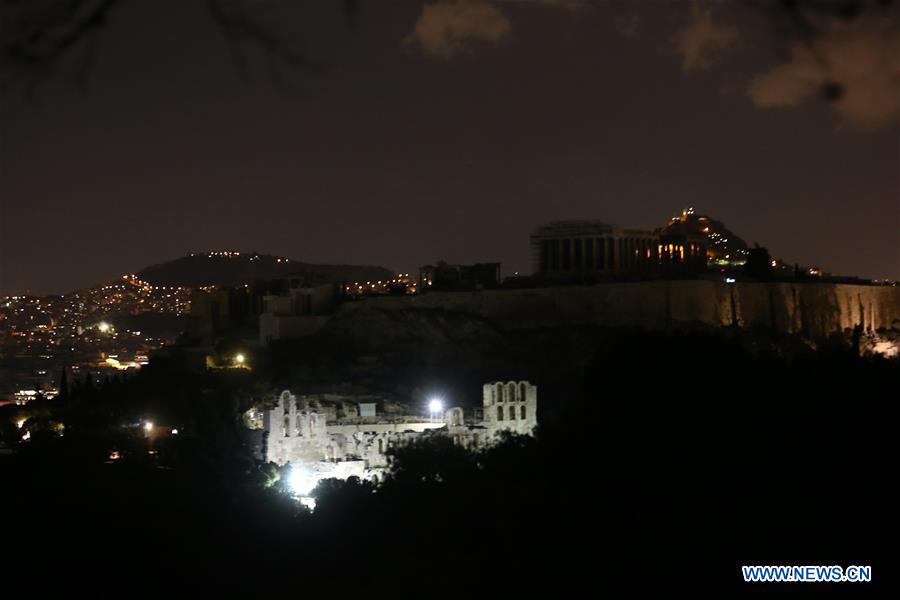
267, 281, 897, 411
727, 282, 899, 338
339, 281, 900, 340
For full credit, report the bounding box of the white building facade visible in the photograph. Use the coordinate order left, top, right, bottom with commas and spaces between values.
259, 382, 538, 485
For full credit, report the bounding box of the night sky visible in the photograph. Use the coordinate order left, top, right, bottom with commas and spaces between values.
2, 0, 898, 295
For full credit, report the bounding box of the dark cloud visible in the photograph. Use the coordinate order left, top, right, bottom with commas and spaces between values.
674, 1, 739, 72
404, 0, 584, 59
614, 11, 642, 39
404, 1, 512, 59
747, 12, 900, 130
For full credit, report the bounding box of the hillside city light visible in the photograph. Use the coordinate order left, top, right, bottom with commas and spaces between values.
97, 321, 110, 333
143, 421, 153, 433
235, 353, 245, 364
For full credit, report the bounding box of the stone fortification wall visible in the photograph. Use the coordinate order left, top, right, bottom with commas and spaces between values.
339, 281, 900, 339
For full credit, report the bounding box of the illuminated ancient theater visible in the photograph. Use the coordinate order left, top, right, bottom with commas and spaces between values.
251, 382, 538, 494
531, 213, 710, 278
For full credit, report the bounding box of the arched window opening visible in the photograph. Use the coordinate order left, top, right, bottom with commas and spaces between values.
520, 405, 526, 420
497, 405, 503, 421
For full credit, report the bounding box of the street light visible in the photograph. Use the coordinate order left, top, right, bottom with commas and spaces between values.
235, 353, 245, 365
428, 398, 443, 423
143, 421, 153, 433
288, 465, 319, 497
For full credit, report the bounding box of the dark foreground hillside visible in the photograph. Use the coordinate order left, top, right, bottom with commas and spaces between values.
1, 330, 890, 595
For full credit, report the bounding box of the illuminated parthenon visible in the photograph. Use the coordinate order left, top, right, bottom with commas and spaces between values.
531, 220, 707, 277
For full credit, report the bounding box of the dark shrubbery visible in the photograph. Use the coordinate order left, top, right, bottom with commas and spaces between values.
2, 329, 891, 594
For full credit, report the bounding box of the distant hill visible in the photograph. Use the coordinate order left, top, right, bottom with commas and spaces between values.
136, 252, 395, 287
659, 209, 750, 264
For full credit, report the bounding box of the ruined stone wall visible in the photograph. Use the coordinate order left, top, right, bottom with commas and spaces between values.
264, 391, 332, 465
262, 384, 542, 472
340, 282, 900, 339
264, 391, 447, 467
482, 381, 538, 436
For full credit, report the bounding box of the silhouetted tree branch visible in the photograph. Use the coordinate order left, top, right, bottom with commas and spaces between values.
1, 0, 357, 95
1, 0, 120, 94
205, 0, 323, 94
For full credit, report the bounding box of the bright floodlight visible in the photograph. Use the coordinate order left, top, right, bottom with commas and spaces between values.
288, 466, 319, 497
97, 321, 110, 333
428, 398, 443, 413
235, 353, 245, 364
143, 421, 154, 433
